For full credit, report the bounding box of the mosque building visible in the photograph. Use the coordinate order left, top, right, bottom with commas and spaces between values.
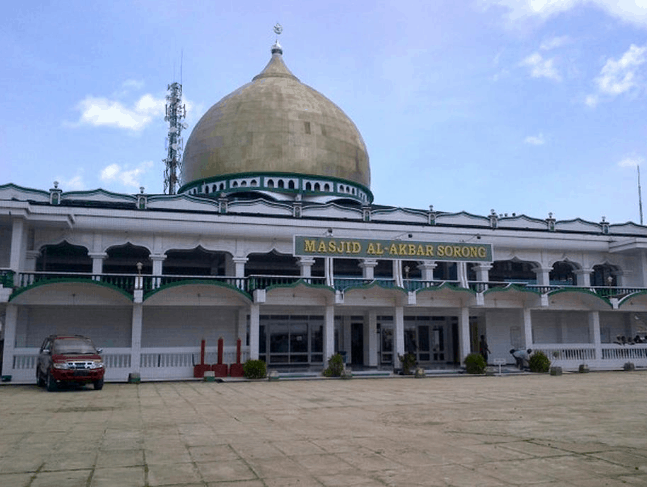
1, 33, 647, 383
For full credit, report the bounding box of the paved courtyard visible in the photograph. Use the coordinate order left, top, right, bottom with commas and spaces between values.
0, 372, 646, 486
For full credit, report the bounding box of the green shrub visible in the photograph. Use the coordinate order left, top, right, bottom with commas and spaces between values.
323, 353, 344, 377
464, 353, 486, 374
243, 359, 267, 379
398, 352, 417, 375
529, 351, 551, 373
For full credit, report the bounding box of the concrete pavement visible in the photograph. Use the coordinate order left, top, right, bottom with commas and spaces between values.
0, 372, 646, 486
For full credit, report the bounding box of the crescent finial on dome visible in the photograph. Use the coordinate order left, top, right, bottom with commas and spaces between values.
272, 23, 283, 55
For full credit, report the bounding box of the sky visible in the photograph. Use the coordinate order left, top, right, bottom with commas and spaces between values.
2, 0, 647, 225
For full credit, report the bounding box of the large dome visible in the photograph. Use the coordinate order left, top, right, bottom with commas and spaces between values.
180, 44, 372, 204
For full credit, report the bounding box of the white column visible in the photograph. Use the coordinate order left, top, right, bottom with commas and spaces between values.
1, 304, 18, 377
130, 303, 143, 372
233, 257, 247, 278
324, 304, 335, 365
589, 311, 601, 362
614, 271, 626, 288
457, 262, 469, 288
394, 306, 404, 368
359, 259, 377, 280
298, 257, 315, 279
393, 261, 403, 287
366, 310, 378, 367
325, 257, 334, 287
574, 269, 592, 287
533, 266, 552, 286
149, 254, 166, 289
523, 308, 533, 349
249, 303, 260, 360
417, 262, 437, 281
88, 252, 107, 280
473, 263, 492, 282
24, 250, 40, 272
9, 219, 26, 284
458, 307, 470, 363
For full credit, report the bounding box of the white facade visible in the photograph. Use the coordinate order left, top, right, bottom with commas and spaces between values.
1, 184, 647, 383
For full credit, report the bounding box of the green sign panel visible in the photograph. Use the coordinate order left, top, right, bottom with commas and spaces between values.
294, 236, 492, 262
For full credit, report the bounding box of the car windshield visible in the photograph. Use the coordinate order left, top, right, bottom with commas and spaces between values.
52, 338, 97, 354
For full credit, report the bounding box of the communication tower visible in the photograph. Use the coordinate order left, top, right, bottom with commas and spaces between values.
163, 82, 187, 194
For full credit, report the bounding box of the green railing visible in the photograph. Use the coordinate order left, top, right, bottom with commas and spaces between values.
12, 272, 645, 299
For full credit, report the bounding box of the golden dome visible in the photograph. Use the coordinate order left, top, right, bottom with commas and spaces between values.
180, 45, 371, 202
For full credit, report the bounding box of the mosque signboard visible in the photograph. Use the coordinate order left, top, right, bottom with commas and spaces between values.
294, 236, 492, 262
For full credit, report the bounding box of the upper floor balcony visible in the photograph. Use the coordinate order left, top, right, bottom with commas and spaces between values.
1, 269, 642, 304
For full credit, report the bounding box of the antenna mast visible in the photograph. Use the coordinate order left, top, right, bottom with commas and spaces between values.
163, 81, 187, 195
639, 165, 644, 225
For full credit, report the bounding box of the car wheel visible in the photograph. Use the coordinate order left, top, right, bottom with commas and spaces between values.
93, 378, 104, 390
46, 370, 57, 392
37, 368, 45, 387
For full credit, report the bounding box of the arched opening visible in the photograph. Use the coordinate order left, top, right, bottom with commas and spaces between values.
591, 264, 619, 287
305, 182, 312, 191
104, 243, 151, 274
164, 247, 230, 276
278, 180, 285, 189
550, 261, 577, 285
245, 250, 299, 277
267, 179, 275, 188
288, 180, 295, 189
36, 241, 91, 273
489, 260, 537, 283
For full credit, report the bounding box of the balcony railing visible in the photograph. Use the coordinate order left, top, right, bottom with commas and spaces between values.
8, 271, 644, 299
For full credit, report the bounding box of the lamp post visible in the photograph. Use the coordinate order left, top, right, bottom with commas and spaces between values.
136, 262, 143, 290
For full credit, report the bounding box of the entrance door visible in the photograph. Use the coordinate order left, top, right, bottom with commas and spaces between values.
351, 323, 364, 366
380, 326, 393, 365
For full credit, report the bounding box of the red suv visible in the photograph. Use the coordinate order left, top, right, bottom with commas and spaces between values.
37, 335, 105, 391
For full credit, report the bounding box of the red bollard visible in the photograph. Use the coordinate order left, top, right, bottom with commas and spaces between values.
212, 337, 228, 377
193, 338, 210, 378
230, 338, 244, 377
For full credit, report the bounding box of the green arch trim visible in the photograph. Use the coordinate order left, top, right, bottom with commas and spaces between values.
9, 278, 133, 302
618, 290, 647, 308
414, 281, 476, 296
263, 278, 335, 294
547, 287, 612, 307
483, 283, 541, 296
339, 280, 409, 295
143, 279, 252, 301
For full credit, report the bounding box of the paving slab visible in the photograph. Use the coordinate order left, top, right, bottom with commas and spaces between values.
1, 371, 647, 486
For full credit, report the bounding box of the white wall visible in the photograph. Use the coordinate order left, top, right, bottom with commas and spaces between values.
484, 309, 523, 361
16, 305, 132, 348
532, 311, 590, 343
142, 306, 238, 347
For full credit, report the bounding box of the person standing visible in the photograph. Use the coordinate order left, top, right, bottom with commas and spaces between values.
479, 335, 491, 364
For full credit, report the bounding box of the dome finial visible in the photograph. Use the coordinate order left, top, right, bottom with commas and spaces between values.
272, 22, 283, 55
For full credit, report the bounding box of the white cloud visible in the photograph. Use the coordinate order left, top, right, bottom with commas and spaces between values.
483, 0, 647, 28
586, 44, 647, 106
540, 35, 570, 51
100, 161, 154, 188
596, 44, 647, 95
619, 156, 645, 168
75, 93, 165, 131
524, 133, 546, 145
520, 52, 562, 81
